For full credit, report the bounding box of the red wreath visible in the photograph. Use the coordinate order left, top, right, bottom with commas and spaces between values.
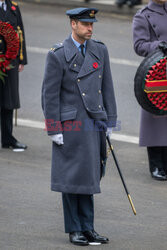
144, 58, 167, 111
0, 21, 20, 82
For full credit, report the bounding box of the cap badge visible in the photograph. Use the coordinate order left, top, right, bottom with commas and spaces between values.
89, 10, 95, 18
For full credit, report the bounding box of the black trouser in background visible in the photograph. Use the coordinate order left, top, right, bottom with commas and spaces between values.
0, 108, 17, 146
147, 146, 167, 174
62, 193, 94, 233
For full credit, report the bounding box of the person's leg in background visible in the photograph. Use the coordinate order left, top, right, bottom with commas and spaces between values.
147, 146, 167, 180
162, 146, 167, 175
1, 108, 17, 147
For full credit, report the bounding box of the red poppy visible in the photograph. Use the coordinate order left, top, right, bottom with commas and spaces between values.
11, 6, 16, 11
93, 62, 98, 69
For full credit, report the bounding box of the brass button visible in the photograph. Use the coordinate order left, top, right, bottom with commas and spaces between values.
99, 105, 101, 109
98, 90, 101, 94
78, 79, 80, 82
82, 93, 85, 96
74, 64, 77, 67
99, 75, 102, 78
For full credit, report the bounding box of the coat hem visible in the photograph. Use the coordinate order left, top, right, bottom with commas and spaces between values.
51, 183, 101, 195
139, 143, 167, 147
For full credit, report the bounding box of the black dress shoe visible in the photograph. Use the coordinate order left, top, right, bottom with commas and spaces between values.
69, 232, 89, 246
127, 0, 141, 7
2, 141, 27, 150
83, 230, 109, 244
151, 168, 167, 181
116, 0, 127, 7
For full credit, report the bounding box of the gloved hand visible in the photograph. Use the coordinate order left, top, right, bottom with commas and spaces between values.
50, 134, 64, 145
106, 127, 112, 137
158, 41, 167, 53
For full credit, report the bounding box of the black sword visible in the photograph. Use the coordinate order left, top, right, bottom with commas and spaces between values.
106, 135, 137, 215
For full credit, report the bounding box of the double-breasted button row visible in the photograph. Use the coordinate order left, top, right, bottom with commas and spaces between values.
78, 75, 101, 83
82, 91, 101, 96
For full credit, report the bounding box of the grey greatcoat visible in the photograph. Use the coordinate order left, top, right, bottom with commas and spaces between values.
133, 0, 167, 146
42, 36, 117, 194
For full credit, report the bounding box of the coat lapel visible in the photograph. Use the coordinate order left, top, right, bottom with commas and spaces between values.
64, 37, 101, 76
78, 39, 101, 78
64, 36, 84, 73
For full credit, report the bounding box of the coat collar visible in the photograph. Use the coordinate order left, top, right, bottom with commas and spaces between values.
63, 35, 100, 62
63, 35, 101, 78
63, 35, 79, 62
148, 0, 167, 15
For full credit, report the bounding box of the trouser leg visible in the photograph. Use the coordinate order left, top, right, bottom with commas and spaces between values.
78, 194, 94, 232
1, 108, 16, 146
62, 193, 94, 233
147, 146, 163, 172
162, 146, 167, 174
62, 193, 81, 233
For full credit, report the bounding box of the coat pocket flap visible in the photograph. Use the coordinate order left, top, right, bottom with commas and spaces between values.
60, 109, 77, 122
87, 109, 108, 121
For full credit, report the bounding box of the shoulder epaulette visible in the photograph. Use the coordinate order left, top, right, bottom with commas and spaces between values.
50, 43, 63, 52
92, 39, 105, 45
12, 1, 18, 6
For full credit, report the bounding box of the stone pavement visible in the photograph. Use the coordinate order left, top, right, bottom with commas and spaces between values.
22, 0, 148, 16
1, 125, 167, 249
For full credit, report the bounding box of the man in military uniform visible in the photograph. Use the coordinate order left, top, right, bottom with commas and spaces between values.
133, 0, 167, 180
42, 7, 117, 246
0, 0, 27, 149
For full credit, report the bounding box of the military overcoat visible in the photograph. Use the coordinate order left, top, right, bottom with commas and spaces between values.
42, 36, 117, 194
0, 0, 27, 109
133, 0, 167, 146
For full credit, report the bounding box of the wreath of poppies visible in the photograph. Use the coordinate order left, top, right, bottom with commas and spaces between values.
134, 45, 167, 116
0, 21, 19, 81
144, 58, 167, 111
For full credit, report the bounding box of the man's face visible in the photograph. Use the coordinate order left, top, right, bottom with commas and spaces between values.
71, 20, 93, 43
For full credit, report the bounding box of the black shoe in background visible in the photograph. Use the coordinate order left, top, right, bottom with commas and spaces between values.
151, 168, 167, 181
2, 141, 27, 150
127, 0, 142, 7
116, 0, 127, 7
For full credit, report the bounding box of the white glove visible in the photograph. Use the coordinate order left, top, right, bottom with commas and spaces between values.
106, 127, 112, 137
50, 134, 64, 145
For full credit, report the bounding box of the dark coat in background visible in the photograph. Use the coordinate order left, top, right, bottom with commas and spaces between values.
133, 0, 167, 146
0, 0, 27, 109
42, 36, 117, 195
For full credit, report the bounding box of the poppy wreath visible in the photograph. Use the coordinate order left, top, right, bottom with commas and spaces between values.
0, 21, 20, 82
134, 43, 167, 116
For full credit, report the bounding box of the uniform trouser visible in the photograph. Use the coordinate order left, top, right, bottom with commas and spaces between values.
62, 193, 94, 233
0, 108, 17, 146
147, 146, 167, 173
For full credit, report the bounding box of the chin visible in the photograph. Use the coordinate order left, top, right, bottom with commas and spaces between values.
85, 36, 92, 40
